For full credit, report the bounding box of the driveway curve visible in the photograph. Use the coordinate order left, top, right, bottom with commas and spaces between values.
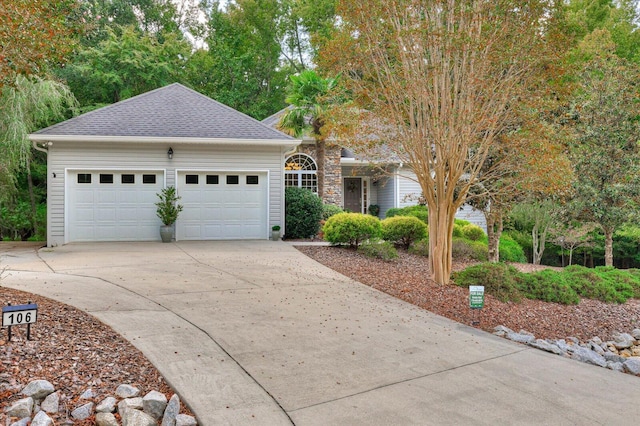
2, 241, 639, 425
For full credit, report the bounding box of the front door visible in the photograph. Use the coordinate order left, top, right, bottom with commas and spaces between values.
344, 178, 362, 213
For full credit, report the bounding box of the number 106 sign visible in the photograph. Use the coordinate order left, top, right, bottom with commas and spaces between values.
2, 303, 38, 327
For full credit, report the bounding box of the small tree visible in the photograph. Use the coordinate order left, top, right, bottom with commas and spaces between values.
552, 222, 597, 266
155, 186, 183, 226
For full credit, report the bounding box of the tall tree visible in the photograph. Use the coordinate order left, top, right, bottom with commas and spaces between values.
567, 29, 640, 267
0, 0, 83, 85
321, 0, 559, 284
278, 70, 339, 199
0, 75, 77, 236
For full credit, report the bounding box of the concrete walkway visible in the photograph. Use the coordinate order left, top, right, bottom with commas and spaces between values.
2, 241, 639, 425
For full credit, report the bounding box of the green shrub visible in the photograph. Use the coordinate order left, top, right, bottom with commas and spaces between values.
384, 205, 428, 222
624, 269, 640, 298
453, 262, 523, 303
323, 212, 382, 247
563, 265, 634, 303
452, 237, 488, 261
454, 219, 471, 227
499, 234, 527, 263
322, 203, 343, 221
285, 187, 323, 239
381, 216, 428, 249
462, 224, 485, 241
452, 224, 464, 238
358, 239, 398, 261
368, 204, 380, 217
516, 270, 580, 304
409, 238, 430, 257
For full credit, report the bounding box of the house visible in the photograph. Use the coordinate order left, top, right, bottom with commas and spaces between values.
261, 111, 487, 230
29, 83, 300, 246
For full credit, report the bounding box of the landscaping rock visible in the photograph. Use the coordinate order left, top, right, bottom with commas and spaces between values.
143, 390, 168, 419
588, 341, 605, 355
612, 332, 635, 350
603, 352, 627, 364
117, 384, 141, 398
9, 418, 30, 426
96, 412, 119, 426
506, 331, 535, 344
570, 346, 607, 368
161, 394, 181, 426
40, 392, 59, 414
122, 408, 157, 426
71, 402, 94, 420
606, 361, 625, 373
21, 380, 54, 400
623, 357, 640, 375
96, 396, 117, 413
493, 325, 514, 337
80, 388, 96, 399
554, 339, 572, 352
176, 414, 198, 426
118, 397, 144, 415
529, 339, 565, 356
6, 397, 34, 418
632, 328, 640, 340
31, 410, 53, 426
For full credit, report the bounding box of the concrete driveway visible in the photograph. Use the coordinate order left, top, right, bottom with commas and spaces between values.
2, 241, 639, 425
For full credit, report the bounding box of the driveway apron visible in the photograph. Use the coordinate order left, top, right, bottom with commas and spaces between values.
2, 241, 640, 425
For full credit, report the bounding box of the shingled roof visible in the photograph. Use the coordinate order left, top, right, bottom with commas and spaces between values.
33, 83, 295, 142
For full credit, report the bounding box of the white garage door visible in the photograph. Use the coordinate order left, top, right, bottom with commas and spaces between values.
67, 171, 164, 242
177, 171, 268, 240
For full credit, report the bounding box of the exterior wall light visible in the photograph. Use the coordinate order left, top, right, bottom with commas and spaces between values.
168, 147, 173, 159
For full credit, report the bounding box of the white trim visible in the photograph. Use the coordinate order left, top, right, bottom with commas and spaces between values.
64, 167, 166, 244
340, 158, 370, 165
30, 134, 300, 147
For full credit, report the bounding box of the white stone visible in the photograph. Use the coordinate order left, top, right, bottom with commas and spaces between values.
623, 357, 640, 375
96, 396, 117, 413
30, 410, 53, 426
506, 332, 535, 344
21, 380, 54, 400
116, 384, 141, 398
122, 408, 157, 426
40, 392, 59, 414
612, 332, 635, 350
9, 418, 30, 426
71, 402, 94, 420
118, 397, 144, 415
161, 394, 181, 426
606, 361, 625, 372
176, 414, 198, 426
570, 346, 607, 368
143, 390, 168, 419
96, 412, 119, 426
80, 388, 96, 399
529, 339, 565, 356
632, 328, 640, 340
6, 397, 34, 418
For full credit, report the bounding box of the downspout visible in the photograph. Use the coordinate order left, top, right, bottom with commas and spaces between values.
33, 139, 51, 154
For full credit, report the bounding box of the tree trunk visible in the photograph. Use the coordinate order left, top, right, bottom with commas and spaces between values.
26, 155, 38, 239
316, 138, 325, 199
531, 222, 548, 265
428, 199, 456, 285
486, 212, 503, 263
604, 226, 614, 267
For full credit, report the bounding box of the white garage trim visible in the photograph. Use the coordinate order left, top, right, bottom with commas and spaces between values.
175, 169, 270, 241
64, 167, 167, 244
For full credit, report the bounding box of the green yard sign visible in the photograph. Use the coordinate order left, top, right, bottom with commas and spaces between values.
469, 286, 485, 309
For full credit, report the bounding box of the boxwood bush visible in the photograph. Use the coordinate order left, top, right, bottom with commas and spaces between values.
322, 203, 343, 221
285, 187, 323, 239
452, 237, 488, 261
453, 262, 523, 303
499, 234, 527, 263
385, 205, 428, 223
461, 224, 485, 241
381, 216, 428, 249
516, 270, 580, 304
323, 212, 382, 248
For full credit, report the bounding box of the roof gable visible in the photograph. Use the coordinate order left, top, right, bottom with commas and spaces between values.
35, 83, 294, 141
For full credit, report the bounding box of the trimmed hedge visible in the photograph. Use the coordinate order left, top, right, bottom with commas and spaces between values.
385, 205, 428, 223
381, 216, 428, 249
322, 203, 343, 220
358, 239, 398, 261
452, 237, 488, 261
285, 187, 323, 239
323, 212, 382, 247
453, 262, 523, 303
461, 224, 485, 241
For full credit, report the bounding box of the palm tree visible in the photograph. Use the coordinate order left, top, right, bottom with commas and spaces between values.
278, 70, 339, 199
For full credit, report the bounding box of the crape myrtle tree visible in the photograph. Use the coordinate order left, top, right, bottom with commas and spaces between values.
320, 0, 560, 284
567, 29, 640, 267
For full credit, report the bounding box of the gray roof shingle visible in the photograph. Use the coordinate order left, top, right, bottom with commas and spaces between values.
35, 83, 295, 141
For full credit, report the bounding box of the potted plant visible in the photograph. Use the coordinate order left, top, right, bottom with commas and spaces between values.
272, 225, 281, 241
155, 186, 183, 242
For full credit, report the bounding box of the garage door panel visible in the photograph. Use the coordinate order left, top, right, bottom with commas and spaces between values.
68, 171, 163, 242
177, 171, 267, 240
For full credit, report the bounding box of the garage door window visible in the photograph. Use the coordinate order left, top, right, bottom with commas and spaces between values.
227, 175, 239, 185
186, 174, 199, 184
246, 175, 259, 185
143, 174, 156, 184
121, 174, 135, 184
77, 173, 91, 184
100, 174, 114, 184
206, 175, 219, 184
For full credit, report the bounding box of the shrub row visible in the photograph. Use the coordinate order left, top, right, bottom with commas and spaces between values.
323, 213, 427, 249
453, 262, 640, 305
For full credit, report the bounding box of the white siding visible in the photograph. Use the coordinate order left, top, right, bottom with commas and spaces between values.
376, 176, 396, 218
47, 142, 284, 246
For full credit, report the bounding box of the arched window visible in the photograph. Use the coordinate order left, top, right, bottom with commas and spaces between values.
284, 153, 317, 193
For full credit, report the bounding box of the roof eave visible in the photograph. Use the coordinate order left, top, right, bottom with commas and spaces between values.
29, 134, 301, 147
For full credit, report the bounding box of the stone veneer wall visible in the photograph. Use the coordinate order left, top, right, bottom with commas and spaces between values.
295, 143, 343, 207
